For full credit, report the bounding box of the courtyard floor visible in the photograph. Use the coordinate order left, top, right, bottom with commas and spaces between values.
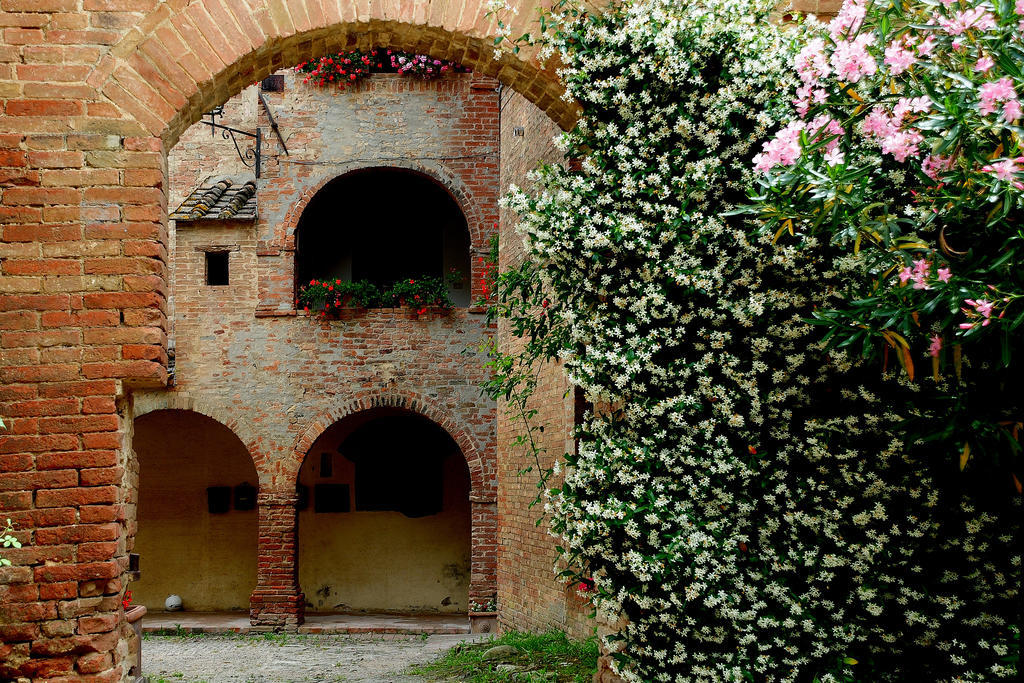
143, 632, 485, 682
143, 612, 471, 635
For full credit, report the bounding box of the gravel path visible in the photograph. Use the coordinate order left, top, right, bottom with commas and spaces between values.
143, 632, 485, 682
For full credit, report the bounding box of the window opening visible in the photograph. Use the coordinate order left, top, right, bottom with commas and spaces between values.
205, 251, 229, 286
294, 169, 471, 306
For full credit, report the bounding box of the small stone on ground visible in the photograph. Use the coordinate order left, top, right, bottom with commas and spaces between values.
144, 632, 485, 682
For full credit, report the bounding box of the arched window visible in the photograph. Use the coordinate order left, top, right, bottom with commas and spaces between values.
295, 168, 471, 306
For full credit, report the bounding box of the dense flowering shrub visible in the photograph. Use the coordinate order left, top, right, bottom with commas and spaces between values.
297, 275, 453, 316
754, 0, 1024, 483
488, 0, 1021, 680
295, 48, 470, 88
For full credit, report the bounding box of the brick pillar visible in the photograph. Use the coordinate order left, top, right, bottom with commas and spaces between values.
0, 131, 167, 680
470, 499, 498, 604
250, 489, 304, 629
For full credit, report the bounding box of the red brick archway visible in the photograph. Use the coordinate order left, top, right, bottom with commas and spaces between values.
289, 389, 491, 497
245, 390, 495, 627
99, 8, 577, 145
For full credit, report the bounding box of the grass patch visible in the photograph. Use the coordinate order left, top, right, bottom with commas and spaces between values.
411, 630, 597, 682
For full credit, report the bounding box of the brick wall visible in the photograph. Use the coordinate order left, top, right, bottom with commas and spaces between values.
495, 87, 593, 640
154, 70, 501, 624
0, 126, 167, 681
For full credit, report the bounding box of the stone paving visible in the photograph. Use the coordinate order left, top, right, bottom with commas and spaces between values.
143, 612, 471, 635
143, 632, 485, 682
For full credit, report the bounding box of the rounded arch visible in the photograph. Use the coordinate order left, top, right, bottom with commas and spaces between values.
93, 7, 576, 145
279, 161, 486, 251
132, 407, 260, 612
132, 391, 267, 480
289, 389, 491, 500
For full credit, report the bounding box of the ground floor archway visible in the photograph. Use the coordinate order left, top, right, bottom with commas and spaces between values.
298, 408, 471, 614
133, 409, 259, 612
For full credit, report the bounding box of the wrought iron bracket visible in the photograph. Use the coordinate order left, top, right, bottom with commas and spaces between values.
201, 120, 263, 178
259, 91, 289, 156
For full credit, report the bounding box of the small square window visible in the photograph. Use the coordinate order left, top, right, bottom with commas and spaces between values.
205, 251, 229, 286
261, 74, 285, 92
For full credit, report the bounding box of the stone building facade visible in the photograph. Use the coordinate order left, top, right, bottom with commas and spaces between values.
0, 1, 841, 679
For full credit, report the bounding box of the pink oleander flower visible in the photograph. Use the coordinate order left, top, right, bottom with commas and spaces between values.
893, 96, 931, 120
911, 259, 931, 290
809, 115, 845, 152
824, 148, 845, 166
831, 34, 878, 83
929, 335, 942, 357
975, 56, 995, 72
981, 158, 1021, 181
863, 107, 897, 138
881, 128, 924, 162
917, 35, 937, 57
979, 78, 1017, 115
1004, 99, 1022, 123
965, 298, 995, 318
937, 267, 952, 283
940, 8, 997, 35
898, 266, 914, 284
884, 41, 916, 75
795, 38, 831, 85
1017, 0, 1024, 13
753, 120, 806, 172
829, 0, 867, 40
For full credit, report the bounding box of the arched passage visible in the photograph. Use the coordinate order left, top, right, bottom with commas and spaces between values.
133, 409, 259, 612
295, 168, 472, 306
99, 10, 576, 146
297, 407, 471, 613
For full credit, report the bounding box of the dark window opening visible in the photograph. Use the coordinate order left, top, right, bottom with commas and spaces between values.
338, 414, 454, 518
294, 168, 471, 306
205, 251, 229, 286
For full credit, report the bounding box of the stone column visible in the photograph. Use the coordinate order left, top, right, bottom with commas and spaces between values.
249, 490, 304, 629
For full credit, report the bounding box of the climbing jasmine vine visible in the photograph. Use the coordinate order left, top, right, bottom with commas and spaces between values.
486, 0, 1021, 680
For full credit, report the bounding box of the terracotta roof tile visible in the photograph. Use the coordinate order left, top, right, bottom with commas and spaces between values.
170, 175, 258, 222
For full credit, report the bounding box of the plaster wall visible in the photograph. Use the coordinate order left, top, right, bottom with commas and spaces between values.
297, 420, 470, 613
132, 410, 258, 612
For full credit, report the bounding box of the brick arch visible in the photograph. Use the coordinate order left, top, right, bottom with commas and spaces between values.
92, 1, 576, 146
131, 392, 269, 483
278, 161, 487, 251
288, 389, 491, 499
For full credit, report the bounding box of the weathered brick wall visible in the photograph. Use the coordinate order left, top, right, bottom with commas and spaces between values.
496, 87, 593, 640
0, 127, 168, 681
152, 70, 501, 624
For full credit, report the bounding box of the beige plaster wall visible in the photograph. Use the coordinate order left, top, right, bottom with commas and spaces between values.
297, 419, 471, 613
132, 410, 259, 612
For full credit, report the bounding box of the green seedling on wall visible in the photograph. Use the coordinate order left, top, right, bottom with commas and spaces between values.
1, 518, 22, 568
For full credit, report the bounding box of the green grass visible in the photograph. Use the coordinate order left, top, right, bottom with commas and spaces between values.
411, 630, 598, 682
